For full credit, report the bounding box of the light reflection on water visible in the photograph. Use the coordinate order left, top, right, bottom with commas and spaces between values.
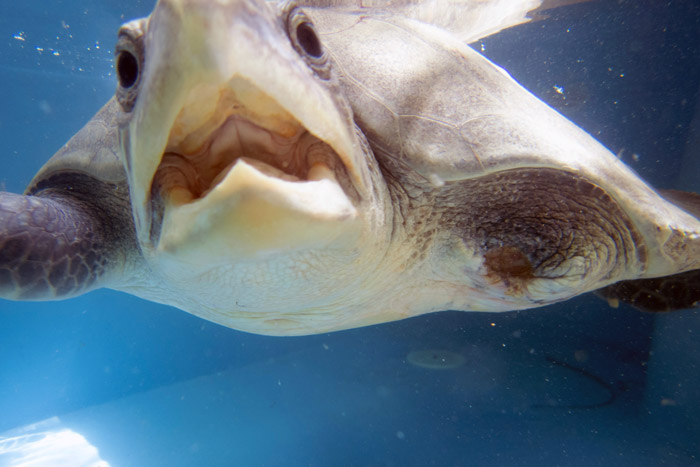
0, 417, 108, 467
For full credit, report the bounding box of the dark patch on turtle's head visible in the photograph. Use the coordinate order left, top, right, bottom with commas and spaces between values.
484, 245, 534, 280
423, 167, 647, 304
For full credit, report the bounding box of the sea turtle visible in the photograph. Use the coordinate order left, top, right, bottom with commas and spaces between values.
1, 0, 699, 336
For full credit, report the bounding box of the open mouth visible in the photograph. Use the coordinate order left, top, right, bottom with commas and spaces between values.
150, 80, 353, 208
141, 79, 361, 254
152, 114, 348, 206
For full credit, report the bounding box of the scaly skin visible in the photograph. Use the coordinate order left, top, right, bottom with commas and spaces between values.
0, 171, 135, 300
0, 192, 107, 299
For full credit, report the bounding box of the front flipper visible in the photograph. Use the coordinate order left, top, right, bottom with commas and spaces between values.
598, 189, 700, 312
598, 270, 700, 312
0, 190, 114, 300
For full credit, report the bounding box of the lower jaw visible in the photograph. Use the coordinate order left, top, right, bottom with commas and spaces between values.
153, 156, 358, 265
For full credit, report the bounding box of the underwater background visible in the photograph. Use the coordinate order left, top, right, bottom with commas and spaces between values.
1, 1, 699, 465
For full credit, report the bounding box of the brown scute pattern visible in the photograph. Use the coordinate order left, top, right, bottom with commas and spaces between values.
598, 269, 700, 312
445, 169, 644, 282
0, 192, 108, 299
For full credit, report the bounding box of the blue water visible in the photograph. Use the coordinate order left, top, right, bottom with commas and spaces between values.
1, 1, 699, 466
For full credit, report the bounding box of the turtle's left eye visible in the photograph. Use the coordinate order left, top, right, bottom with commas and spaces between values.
117, 50, 139, 88
114, 18, 146, 112
296, 22, 322, 58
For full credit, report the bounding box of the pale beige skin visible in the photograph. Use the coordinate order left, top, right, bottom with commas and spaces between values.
6, 0, 700, 335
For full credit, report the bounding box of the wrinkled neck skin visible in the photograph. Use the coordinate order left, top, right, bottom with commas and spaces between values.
373, 156, 611, 320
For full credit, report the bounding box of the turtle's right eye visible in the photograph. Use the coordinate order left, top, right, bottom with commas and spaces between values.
117, 50, 139, 88
115, 19, 146, 112
283, 6, 330, 80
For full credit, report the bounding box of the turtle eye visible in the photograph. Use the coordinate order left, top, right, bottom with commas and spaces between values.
117, 50, 139, 88
115, 19, 146, 112
296, 22, 322, 58
284, 6, 330, 79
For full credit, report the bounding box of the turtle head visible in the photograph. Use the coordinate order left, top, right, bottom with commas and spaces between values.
117, 0, 380, 254
114, 0, 390, 333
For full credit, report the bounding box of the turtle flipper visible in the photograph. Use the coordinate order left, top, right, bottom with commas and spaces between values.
0, 191, 111, 300
597, 188, 700, 312
597, 271, 700, 312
